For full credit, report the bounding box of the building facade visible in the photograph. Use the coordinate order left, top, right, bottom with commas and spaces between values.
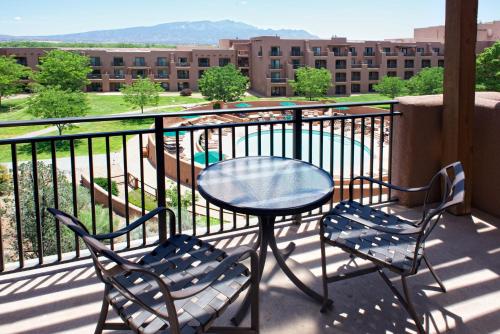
1, 22, 497, 97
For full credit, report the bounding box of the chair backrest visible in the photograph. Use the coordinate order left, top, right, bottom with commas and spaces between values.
47, 208, 130, 284
419, 161, 465, 241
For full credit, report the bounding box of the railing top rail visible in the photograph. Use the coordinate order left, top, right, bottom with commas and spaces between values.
0, 100, 399, 128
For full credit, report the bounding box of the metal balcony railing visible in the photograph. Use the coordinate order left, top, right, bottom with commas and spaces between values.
269, 64, 284, 69
0, 100, 399, 273
269, 51, 283, 56
176, 62, 191, 67
290, 51, 303, 57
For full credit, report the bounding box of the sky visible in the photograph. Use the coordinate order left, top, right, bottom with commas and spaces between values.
0, 0, 499, 40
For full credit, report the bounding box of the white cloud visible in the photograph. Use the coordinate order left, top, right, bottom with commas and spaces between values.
14, 16, 22, 21
241, 1, 247, 5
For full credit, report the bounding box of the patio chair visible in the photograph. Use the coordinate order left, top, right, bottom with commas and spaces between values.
48, 207, 259, 334
319, 162, 464, 333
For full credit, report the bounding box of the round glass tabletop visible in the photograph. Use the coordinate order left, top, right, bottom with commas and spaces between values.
197, 156, 334, 216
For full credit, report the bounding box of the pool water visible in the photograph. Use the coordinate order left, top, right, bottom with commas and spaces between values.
236, 129, 372, 175
194, 150, 226, 164
164, 130, 187, 137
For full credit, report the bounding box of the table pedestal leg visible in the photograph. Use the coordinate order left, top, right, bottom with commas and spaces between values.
231, 219, 267, 326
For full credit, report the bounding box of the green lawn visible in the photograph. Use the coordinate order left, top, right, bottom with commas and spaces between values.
0, 95, 205, 139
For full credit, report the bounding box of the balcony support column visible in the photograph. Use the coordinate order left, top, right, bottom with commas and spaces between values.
442, 0, 478, 214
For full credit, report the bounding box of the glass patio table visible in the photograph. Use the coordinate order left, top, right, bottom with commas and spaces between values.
197, 156, 335, 324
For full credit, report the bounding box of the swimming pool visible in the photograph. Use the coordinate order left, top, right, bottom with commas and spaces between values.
194, 150, 226, 164
236, 129, 372, 175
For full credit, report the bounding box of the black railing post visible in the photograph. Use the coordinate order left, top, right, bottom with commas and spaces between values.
293, 108, 303, 160
292, 108, 302, 224
154, 116, 168, 241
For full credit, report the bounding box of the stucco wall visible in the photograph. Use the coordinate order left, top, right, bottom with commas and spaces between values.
392, 92, 500, 217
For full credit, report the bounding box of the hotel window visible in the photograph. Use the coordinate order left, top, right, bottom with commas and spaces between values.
351, 72, 361, 81
292, 59, 301, 69
134, 57, 146, 66
258, 46, 263, 57
387, 59, 397, 68
351, 83, 360, 93
348, 47, 357, 56
198, 70, 205, 78
335, 59, 346, 69
113, 69, 124, 78
421, 59, 431, 68
335, 73, 346, 82
312, 47, 321, 56
178, 82, 190, 91
331, 47, 340, 55
270, 59, 281, 69
387, 71, 397, 77
157, 69, 168, 78
15, 57, 28, 66
335, 85, 346, 95
90, 57, 101, 66
417, 47, 425, 53
198, 58, 210, 67
433, 47, 440, 53
315, 59, 327, 69
383, 47, 391, 53
219, 58, 230, 66
438, 60, 445, 67
113, 57, 124, 66
405, 59, 414, 68
178, 57, 189, 66
177, 70, 189, 79
368, 84, 375, 92
364, 47, 374, 56
157, 57, 168, 66
160, 82, 169, 91
291, 46, 302, 56
369, 71, 379, 80
270, 46, 281, 56
404, 71, 414, 79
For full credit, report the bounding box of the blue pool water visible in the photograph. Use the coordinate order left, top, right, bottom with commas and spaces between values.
237, 129, 371, 175
164, 130, 187, 137
194, 150, 226, 164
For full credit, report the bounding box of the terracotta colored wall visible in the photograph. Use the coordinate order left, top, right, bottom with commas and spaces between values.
392, 93, 500, 217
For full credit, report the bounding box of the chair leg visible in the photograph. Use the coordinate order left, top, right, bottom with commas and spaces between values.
94, 293, 110, 334
320, 235, 330, 313
423, 255, 446, 293
402, 276, 425, 334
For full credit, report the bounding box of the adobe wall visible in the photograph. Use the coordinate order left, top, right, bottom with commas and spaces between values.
392, 93, 500, 217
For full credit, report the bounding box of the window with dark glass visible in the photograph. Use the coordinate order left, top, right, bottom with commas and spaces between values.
335, 59, 346, 69
113, 57, 124, 66
421, 59, 431, 68
387, 71, 397, 77
404, 71, 414, 79
312, 47, 321, 56
351, 72, 361, 81
157, 69, 168, 78
315, 59, 327, 69
198, 58, 210, 67
335, 73, 346, 82
369, 71, 379, 80
270, 46, 281, 56
134, 57, 146, 66
90, 57, 101, 66
291, 46, 302, 56
405, 59, 414, 68
351, 84, 360, 93
219, 58, 230, 66
157, 57, 167, 66
348, 47, 357, 56
177, 70, 189, 79
387, 59, 397, 68
438, 60, 445, 67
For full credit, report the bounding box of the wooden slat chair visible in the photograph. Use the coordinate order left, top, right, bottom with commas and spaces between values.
319, 162, 465, 334
48, 207, 259, 334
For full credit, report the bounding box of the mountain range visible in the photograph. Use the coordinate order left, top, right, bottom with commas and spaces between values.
0, 20, 318, 45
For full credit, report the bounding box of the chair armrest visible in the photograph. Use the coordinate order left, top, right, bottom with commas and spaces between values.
349, 176, 430, 201
93, 207, 175, 240
170, 246, 258, 300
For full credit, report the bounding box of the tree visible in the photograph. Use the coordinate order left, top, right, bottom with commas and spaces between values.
0, 56, 31, 107
27, 87, 89, 135
198, 64, 249, 103
374, 76, 408, 98
9, 162, 115, 259
406, 67, 444, 95
476, 41, 500, 92
33, 49, 91, 91
120, 77, 163, 113
289, 67, 332, 100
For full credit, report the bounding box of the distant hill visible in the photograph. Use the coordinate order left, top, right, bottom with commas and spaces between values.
0, 20, 318, 45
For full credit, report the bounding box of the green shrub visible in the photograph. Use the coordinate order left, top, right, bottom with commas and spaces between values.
94, 177, 119, 196
0, 164, 10, 195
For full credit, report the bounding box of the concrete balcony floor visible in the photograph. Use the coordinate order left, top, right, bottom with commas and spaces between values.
0, 204, 499, 334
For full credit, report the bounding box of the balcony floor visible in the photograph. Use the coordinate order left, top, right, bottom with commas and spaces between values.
0, 204, 499, 334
